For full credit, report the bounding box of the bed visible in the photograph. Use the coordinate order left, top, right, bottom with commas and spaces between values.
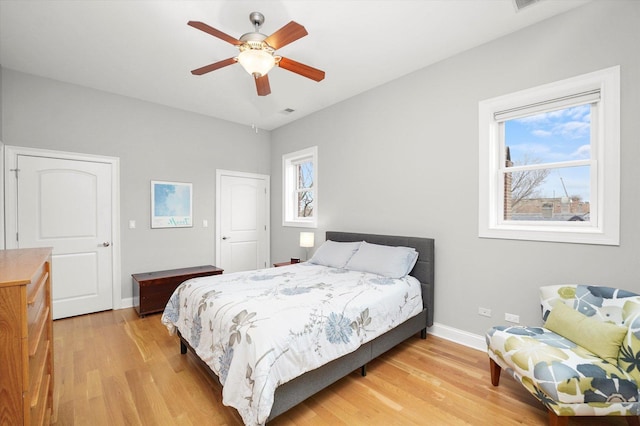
162, 231, 434, 425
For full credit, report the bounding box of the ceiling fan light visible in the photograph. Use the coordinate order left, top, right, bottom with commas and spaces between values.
237, 49, 276, 78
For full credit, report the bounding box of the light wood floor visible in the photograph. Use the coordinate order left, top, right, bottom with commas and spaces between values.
51, 308, 630, 425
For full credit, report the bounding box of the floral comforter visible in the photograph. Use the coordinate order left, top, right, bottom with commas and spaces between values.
161, 262, 423, 425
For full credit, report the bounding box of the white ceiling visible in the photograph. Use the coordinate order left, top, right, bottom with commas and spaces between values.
0, 0, 591, 131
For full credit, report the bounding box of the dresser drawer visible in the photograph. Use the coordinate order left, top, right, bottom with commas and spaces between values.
28, 300, 50, 359
26, 262, 48, 302
27, 265, 49, 326
27, 281, 47, 330
29, 311, 52, 426
29, 338, 50, 407
30, 370, 51, 426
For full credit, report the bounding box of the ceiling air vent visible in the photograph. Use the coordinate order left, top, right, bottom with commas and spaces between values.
513, 0, 541, 12
280, 108, 295, 115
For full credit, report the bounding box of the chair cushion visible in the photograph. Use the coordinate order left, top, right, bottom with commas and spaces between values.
545, 301, 628, 364
486, 325, 638, 404
539, 285, 640, 384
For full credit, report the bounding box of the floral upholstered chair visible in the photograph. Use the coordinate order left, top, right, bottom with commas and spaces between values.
486, 285, 640, 426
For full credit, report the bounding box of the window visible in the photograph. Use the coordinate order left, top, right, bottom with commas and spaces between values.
479, 66, 620, 245
283, 146, 318, 228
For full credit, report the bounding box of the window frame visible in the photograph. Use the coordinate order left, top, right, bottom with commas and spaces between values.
478, 66, 620, 245
282, 146, 318, 228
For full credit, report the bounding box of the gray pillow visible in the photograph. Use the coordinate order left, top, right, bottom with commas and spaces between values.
345, 241, 418, 278
308, 240, 361, 268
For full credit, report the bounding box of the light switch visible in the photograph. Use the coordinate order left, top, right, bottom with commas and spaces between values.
203, 219, 208, 228
129, 220, 136, 229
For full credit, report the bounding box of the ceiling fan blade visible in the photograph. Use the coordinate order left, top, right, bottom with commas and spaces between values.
278, 57, 325, 82
188, 21, 241, 45
191, 58, 237, 75
255, 75, 271, 96
264, 21, 308, 50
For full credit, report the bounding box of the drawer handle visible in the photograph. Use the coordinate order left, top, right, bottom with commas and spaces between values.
30, 340, 51, 409
29, 306, 50, 358
28, 272, 49, 306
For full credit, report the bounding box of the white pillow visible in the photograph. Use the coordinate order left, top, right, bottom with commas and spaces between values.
345, 241, 418, 278
308, 240, 361, 268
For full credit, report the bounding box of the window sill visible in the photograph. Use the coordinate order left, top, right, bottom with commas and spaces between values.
283, 220, 317, 229
479, 225, 619, 246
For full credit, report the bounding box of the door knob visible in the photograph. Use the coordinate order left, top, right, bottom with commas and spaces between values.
102, 242, 111, 247
222, 236, 229, 240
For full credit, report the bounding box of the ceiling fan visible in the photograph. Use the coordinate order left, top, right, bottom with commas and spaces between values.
188, 12, 325, 96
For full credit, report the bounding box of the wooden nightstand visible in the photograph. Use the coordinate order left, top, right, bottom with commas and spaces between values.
132, 265, 223, 316
273, 260, 300, 267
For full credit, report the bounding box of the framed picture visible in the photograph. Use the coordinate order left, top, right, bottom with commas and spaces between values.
151, 180, 193, 228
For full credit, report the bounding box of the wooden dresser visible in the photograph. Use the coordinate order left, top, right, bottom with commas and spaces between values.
0, 248, 54, 425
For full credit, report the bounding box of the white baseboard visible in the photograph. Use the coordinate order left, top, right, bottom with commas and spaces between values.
118, 297, 134, 309
428, 322, 487, 352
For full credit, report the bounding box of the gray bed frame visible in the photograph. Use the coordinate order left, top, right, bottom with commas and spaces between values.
177, 231, 435, 422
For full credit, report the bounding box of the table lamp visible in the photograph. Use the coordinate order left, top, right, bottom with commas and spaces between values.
299, 232, 315, 261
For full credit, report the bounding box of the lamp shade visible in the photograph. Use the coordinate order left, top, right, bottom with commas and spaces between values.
299, 232, 315, 248
237, 49, 276, 77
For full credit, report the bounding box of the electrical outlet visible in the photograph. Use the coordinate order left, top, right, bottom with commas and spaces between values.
478, 307, 492, 317
505, 313, 520, 323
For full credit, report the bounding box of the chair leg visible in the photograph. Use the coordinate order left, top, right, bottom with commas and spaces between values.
489, 358, 501, 386
627, 416, 640, 426
548, 410, 568, 426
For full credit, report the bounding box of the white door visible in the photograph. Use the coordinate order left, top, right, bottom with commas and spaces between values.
216, 170, 269, 272
9, 154, 114, 319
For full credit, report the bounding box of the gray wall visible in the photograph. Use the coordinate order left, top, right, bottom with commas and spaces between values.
270, 1, 640, 337
1, 69, 270, 300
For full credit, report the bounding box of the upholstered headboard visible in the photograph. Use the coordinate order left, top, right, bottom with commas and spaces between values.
325, 231, 435, 327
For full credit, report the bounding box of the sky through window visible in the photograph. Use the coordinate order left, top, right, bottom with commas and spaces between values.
505, 104, 591, 202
